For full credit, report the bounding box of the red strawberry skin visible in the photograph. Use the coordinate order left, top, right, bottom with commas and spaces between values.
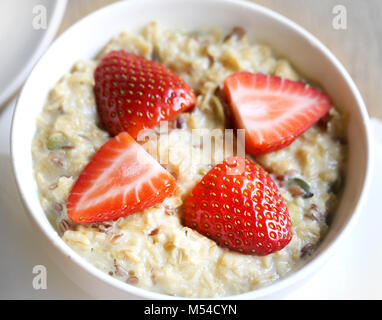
94, 50, 196, 138
184, 156, 292, 255
224, 72, 331, 154
67, 132, 176, 224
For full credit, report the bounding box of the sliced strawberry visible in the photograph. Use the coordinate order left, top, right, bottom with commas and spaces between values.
67, 132, 176, 224
224, 72, 331, 154
184, 156, 292, 255
94, 50, 196, 138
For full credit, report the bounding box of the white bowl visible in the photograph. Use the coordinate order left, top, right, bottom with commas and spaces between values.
0, 0, 67, 107
11, 0, 373, 299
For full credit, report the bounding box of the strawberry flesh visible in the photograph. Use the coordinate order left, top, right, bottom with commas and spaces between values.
184, 156, 292, 255
94, 50, 196, 138
224, 72, 331, 154
67, 132, 176, 224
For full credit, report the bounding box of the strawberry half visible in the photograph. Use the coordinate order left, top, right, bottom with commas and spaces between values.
224, 72, 331, 154
94, 50, 196, 138
184, 156, 292, 255
67, 132, 176, 224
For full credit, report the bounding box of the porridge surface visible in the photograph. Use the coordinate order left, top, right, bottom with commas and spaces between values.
32, 22, 346, 297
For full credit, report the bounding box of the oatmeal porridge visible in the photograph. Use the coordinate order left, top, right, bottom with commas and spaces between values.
32, 22, 347, 297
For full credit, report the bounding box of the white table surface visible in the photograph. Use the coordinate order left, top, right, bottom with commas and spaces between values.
1, 96, 381, 299
0, 99, 91, 299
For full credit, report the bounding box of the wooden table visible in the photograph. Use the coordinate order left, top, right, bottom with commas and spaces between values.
59, 0, 382, 118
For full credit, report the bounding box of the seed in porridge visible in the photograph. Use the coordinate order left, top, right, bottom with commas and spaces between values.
110, 233, 124, 244
184, 156, 292, 255
97, 222, 113, 233
224, 72, 331, 154
169, 170, 178, 181
61, 145, 75, 150
78, 134, 91, 141
176, 117, 185, 129
288, 185, 305, 196
66, 132, 176, 224
151, 274, 157, 285
94, 50, 196, 138
54, 202, 63, 212
223, 26, 247, 42
126, 276, 139, 285
59, 219, 71, 233
46, 132, 69, 150
48, 152, 64, 167
305, 204, 325, 222
149, 228, 160, 236
113, 259, 129, 277
48, 182, 58, 190
288, 178, 313, 199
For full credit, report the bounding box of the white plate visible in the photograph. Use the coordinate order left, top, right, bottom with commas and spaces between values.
0, 0, 67, 107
